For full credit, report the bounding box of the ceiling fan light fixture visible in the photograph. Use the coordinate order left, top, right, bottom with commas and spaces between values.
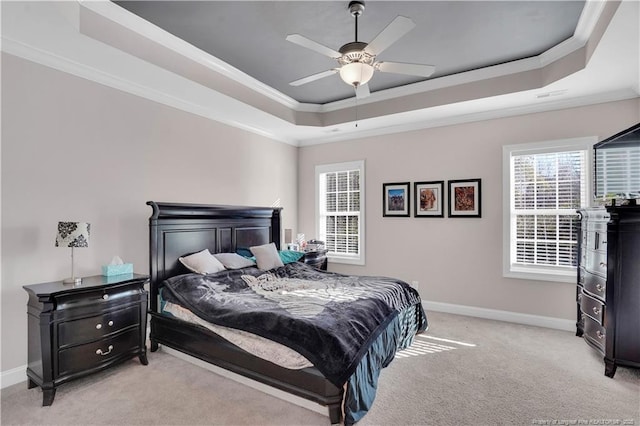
340, 62, 374, 87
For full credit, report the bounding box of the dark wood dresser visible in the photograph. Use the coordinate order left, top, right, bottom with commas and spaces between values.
576, 205, 640, 377
301, 249, 328, 270
23, 274, 148, 405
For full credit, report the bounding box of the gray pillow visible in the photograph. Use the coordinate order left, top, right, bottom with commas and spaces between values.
213, 253, 256, 269
250, 243, 284, 271
179, 249, 226, 274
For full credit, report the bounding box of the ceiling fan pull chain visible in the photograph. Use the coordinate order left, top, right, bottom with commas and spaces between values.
355, 93, 359, 127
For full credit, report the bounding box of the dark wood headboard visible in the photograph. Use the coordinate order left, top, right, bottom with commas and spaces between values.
147, 201, 282, 312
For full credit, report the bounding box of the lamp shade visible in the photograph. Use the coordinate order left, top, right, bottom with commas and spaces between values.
339, 62, 374, 87
55, 222, 90, 248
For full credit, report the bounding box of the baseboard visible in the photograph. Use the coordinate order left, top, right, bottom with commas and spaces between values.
423, 301, 575, 332
1, 365, 27, 389
160, 346, 328, 418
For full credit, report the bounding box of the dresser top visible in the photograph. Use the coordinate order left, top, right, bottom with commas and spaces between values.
23, 274, 148, 297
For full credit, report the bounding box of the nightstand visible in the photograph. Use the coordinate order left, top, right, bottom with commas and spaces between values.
302, 249, 328, 270
23, 274, 148, 406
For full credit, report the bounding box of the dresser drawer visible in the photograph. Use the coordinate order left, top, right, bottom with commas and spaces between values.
57, 328, 140, 377
585, 250, 608, 277
586, 229, 608, 253
583, 316, 606, 352
586, 219, 608, 233
580, 291, 605, 325
582, 270, 606, 301
58, 305, 140, 348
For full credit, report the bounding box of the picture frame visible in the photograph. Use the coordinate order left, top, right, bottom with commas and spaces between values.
383, 182, 410, 217
448, 179, 482, 218
414, 181, 444, 217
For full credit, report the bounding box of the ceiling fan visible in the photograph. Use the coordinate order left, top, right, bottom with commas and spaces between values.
286, 0, 436, 99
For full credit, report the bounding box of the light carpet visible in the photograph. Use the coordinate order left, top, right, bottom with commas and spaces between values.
2, 311, 638, 425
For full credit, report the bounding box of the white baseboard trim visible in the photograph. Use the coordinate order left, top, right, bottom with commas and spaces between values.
423, 301, 575, 332
1, 365, 27, 389
160, 346, 328, 418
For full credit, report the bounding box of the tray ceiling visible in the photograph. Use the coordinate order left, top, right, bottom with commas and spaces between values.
115, 1, 584, 105
2, 1, 638, 145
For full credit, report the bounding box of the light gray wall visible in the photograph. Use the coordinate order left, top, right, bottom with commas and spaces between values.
2, 50, 639, 377
297, 98, 640, 321
1, 53, 298, 372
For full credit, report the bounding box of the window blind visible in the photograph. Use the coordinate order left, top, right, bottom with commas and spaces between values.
511, 150, 587, 268
320, 169, 361, 256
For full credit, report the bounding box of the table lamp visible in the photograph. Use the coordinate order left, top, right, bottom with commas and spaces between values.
55, 221, 90, 285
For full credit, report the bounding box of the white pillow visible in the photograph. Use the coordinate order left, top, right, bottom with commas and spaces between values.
213, 253, 255, 269
250, 243, 284, 271
179, 249, 226, 274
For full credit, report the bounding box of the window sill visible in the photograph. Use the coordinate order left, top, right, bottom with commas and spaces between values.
328, 255, 364, 266
504, 266, 576, 283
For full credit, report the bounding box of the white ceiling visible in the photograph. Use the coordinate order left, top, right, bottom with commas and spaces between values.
1, 1, 639, 146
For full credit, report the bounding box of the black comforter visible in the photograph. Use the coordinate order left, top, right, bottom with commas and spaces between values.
161, 262, 427, 422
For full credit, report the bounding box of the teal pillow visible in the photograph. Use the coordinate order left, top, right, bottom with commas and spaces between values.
279, 250, 305, 264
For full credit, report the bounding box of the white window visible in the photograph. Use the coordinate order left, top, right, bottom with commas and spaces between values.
503, 138, 594, 282
316, 160, 365, 265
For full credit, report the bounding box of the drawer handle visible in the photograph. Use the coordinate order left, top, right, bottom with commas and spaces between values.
102, 294, 109, 300
596, 330, 605, 339
596, 284, 604, 292
599, 262, 607, 268
96, 345, 114, 356
96, 321, 114, 330
592, 306, 601, 315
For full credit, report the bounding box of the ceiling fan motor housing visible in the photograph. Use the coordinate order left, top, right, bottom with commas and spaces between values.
348, 1, 365, 17
338, 41, 374, 66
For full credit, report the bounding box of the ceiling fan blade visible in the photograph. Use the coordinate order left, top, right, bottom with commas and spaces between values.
286, 34, 341, 59
289, 69, 338, 86
377, 61, 435, 77
355, 83, 370, 99
365, 16, 415, 56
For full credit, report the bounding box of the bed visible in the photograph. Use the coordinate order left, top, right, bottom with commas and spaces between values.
147, 201, 427, 424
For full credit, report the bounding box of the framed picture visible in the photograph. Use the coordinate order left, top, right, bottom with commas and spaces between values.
448, 179, 482, 218
414, 181, 444, 217
383, 182, 410, 217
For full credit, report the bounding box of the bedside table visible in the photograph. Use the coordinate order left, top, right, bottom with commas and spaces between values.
302, 249, 328, 270
23, 274, 148, 406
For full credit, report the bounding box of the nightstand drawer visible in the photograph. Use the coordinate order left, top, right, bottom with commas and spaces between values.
302, 250, 328, 270
58, 305, 140, 348
57, 328, 140, 377
56, 286, 143, 310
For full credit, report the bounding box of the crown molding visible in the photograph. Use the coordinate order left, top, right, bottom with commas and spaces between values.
298, 89, 639, 146
79, 0, 302, 110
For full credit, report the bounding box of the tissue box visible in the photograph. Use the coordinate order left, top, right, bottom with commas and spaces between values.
101, 263, 133, 277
